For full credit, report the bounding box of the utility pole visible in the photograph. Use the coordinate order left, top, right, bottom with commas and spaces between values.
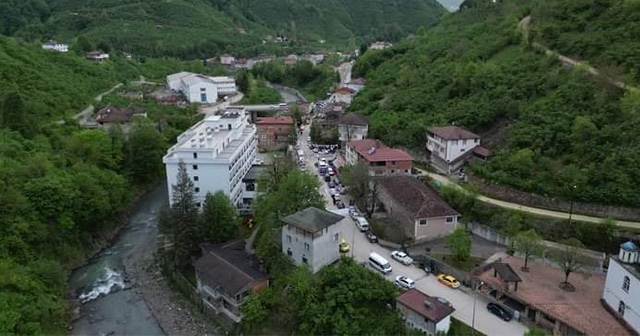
568, 184, 577, 225
471, 280, 484, 336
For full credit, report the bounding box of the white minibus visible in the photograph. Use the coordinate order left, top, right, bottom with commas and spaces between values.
369, 252, 392, 274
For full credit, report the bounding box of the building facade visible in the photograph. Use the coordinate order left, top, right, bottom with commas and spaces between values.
426, 126, 481, 173
345, 139, 413, 176
163, 110, 257, 208
210, 76, 237, 95
255, 116, 294, 151
281, 207, 345, 273
42, 41, 68, 52
330, 87, 356, 105
167, 72, 218, 104
220, 54, 235, 66
396, 289, 455, 336
376, 176, 459, 242
239, 165, 264, 213
86, 51, 110, 62
338, 113, 369, 141
602, 242, 640, 334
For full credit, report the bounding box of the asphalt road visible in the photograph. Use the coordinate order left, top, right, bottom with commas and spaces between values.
297, 128, 529, 336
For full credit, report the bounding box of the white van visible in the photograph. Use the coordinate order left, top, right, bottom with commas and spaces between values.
369, 252, 392, 274
279, 103, 287, 107
355, 217, 369, 231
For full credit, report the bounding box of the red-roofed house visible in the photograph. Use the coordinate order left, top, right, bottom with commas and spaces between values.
426, 125, 485, 173
346, 139, 413, 176
331, 87, 356, 105
396, 288, 455, 335
255, 116, 294, 151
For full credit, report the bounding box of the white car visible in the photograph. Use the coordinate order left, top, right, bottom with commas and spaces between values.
395, 276, 415, 290
355, 216, 369, 231
391, 251, 413, 265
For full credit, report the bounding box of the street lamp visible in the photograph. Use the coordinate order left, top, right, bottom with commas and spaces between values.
568, 184, 577, 225
471, 280, 484, 336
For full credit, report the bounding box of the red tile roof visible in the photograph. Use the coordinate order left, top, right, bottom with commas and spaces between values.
396, 289, 455, 323
428, 126, 479, 140
335, 87, 356, 95
348, 139, 412, 162
255, 116, 294, 125
473, 146, 491, 157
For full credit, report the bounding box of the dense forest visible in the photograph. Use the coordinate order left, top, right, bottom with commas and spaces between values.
0, 0, 446, 58
250, 59, 338, 101
350, 0, 640, 206
0, 38, 201, 334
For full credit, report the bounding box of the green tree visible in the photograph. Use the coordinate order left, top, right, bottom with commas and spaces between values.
309, 121, 321, 143
257, 154, 295, 193
513, 229, 544, 272
446, 228, 472, 262
552, 238, 589, 289
341, 162, 378, 217
126, 123, 165, 185
169, 160, 199, 268
200, 191, 239, 243
0, 91, 32, 137
74, 35, 94, 53
236, 69, 252, 94
289, 124, 298, 145
291, 105, 303, 126
67, 130, 121, 170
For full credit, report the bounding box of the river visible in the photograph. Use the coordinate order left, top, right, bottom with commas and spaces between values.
68, 185, 168, 335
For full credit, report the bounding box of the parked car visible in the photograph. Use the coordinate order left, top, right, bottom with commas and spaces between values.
336, 201, 346, 209
324, 175, 331, 182
487, 302, 512, 321
365, 230, 378, 243
435, 297, 453, 307
339, 239, 350, 253
355, 217, 369, 231
328, 181, 335, 188
333, 194, 341, 201
437, 274, 460, 289
394, 276, 415, 290
391, 251, 413, 265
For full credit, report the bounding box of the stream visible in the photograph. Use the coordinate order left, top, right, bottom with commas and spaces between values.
67, 184, 168, 336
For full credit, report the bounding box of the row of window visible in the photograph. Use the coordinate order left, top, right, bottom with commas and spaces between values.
286, 248, 308, 264
418, 217, 455, 226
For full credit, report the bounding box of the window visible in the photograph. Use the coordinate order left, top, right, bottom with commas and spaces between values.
196, 202, 201, 207
200, 87, 206, 92
228, 124, 232, 130
287, 235, 292, 243
334, 233, 339, 241
618, 301, 626, 316
193, 152, 198, 159
195, 187, 200, 193
391, 161, 396, 165
246, 182, 255, 191
302, 256, 308, 264
623, 276, 630, 293
304, 243, 310, 251
193, 176, 199, 181
446, 217, 454, 223
461, 148, 465, 152
419, 219, 427, 226
463, 139, 467, 145
287, 248, 292, 257
391, 170, 395, 174
193, 164, 198, 170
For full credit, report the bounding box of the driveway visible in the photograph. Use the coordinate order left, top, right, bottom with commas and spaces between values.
297, 128, 529, 336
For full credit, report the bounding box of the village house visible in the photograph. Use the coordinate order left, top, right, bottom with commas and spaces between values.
426, 125, 490, 174
281, 207, 345, 274
330, 87, 356, 105
376, 176, 459, 243
85, 50, 110, 62
42, 40, 68, 52
255, 116, 295, 151
396, 288, 455, 336
345, 139, 413, 176
95, 104, 147, 125
234, 58, 249, 69
219, 54, 235, 66
602, 241, 640, 334
474, 256, 631, 336
369, 41, 393, 50
193, 240, 268, 323
284, 54, 298, 66
346, 78, 366, 92
247, 54, 276, 69
338, 113, 369, 141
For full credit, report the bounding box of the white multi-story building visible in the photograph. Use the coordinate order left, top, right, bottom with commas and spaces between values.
602, 241, 640, 334
166, 72, 218, 104
163, 109, 257, 208
42, 41, 68, 52
426, 126, 483, 174
210, 76, 237, 96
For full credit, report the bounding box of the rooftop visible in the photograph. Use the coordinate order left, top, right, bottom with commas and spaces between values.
339, 113, 369, 126
476, 256, 630, 336
256, 116, 294, 125
193, 240, 267, 295
335, 87, 356, 95
281, 207, 344, 233
169, 112, 249, 152
242, 165, 266, 182
620, 241, 639, 252
347, 139, 413, 162
428, 126, 479, 140
376, 176, 459, 219
396, 288, 455, 323
182, 74, 215, 86
473, 146, 491, 157
210, 76, 235, 83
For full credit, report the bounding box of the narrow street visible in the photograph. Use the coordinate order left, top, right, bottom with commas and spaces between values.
298, 127, 529, 336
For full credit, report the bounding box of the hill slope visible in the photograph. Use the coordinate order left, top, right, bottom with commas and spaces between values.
0, 0, 446, 58
351, 0, 640, 206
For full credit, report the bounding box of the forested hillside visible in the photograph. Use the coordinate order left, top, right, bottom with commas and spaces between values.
351, 0, 640, 206
0, 0, 445, 58
0, 38, 200, 334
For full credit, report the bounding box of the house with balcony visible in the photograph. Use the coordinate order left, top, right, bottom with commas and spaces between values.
345, 139, 413, 176
193, 240, 268, 323
602, 241, 640, 334
426, 126, 490, 174
281, 207, 345, 273
396, 288, 455, 336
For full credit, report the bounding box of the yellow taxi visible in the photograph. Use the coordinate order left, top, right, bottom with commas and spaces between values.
437, 274, 460, 289
339, 238, 350, 253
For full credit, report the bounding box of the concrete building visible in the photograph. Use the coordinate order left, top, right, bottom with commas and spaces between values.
602, 241, 640, 334
85, 51, 110, 62
166, 72, 218, 104
281, 207, 345, 273
427, 126, 490, 174
210, 76, 237, 96
162, 110, 257, 208
193, 240, 268, 323
330, 87, 356, 105
369, 41, 392, 50
219, 54, 235, 66
42, 41, 68, 52
396, 288, 455, 336
376, 176, 459, 243
255, 116, 294, 151
346, 78, 366, 92
346, 139, 413, 176
338, 113, 369, 141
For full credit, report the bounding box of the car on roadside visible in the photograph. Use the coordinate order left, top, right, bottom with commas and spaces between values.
324, 175, 331, 182
437, 274, 460, 289
349, 209, 362, 220
487, 302, 512, 321
355, 217, 369, 231
435, 297, 453, 307
365, 230, 378, 243
339, 239, 350, 253
313, 147, 319, 153
391, 251, 413, 265
394, 276, 415, 290
336, 201, 345, 209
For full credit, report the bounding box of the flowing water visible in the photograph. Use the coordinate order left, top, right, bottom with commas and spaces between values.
67, 184, 168, 336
